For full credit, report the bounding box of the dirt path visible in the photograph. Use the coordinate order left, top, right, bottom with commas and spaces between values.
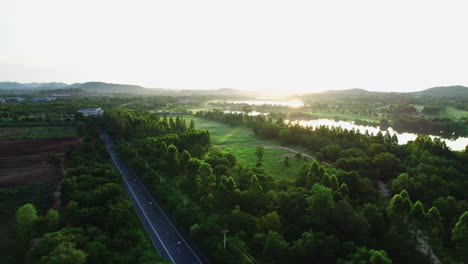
376, 181, 440, 263
263, 145, 331, 166
376, 180, 391, 199
264, 146, 316, 159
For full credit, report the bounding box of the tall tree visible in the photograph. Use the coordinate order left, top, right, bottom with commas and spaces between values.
256, 146, 264, 161
16, 203, 38, 241
451, 211, 468, 262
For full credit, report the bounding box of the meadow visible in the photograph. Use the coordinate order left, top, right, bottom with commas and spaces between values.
189, 116, 315, 179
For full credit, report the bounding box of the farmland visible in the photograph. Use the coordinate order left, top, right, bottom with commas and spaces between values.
0, 126, 76, 140
0, 137, 80, 186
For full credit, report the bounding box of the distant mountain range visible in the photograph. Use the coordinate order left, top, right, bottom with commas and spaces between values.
0, 81, 146, 93
1, 82, 467, 97
409, 85, 468, 97
318, 86, 468, 98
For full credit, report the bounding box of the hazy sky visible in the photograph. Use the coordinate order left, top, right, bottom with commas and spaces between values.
1, 0, 468, 93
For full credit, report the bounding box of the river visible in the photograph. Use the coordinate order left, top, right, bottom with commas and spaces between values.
288, 119, 468, 151
225, 100, 468, 151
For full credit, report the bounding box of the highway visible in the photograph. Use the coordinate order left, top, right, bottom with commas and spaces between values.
100, 132, 206, 264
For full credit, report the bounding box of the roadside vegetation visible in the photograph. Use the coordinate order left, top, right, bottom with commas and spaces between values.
103, 108, 468, 263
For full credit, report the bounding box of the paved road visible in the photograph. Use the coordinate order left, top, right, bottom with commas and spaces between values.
100, 132, 205, 264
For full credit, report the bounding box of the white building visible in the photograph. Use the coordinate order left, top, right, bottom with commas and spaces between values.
78, 108, 103, 116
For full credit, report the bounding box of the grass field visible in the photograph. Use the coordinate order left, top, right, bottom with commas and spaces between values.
189, 116, 315, 179
441, 106, 468, 119
0, 126, 76, 139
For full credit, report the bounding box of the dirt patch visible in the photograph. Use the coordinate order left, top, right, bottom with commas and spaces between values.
0, 137, 80, 186
0, 137, 80, 157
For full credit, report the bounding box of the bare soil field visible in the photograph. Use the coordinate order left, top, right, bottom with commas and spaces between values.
0, 137, 80, 186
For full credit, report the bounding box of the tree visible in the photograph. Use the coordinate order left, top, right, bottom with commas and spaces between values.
197, 163, 216, 196
39, 242, 86, 264
16, 203, 38, 241
258, 211, 282, 232
256, 146, 264, 161
189, 119, 195, 129
166, 144, 180, 173
425, 206, 443, 242
307, 184, 335, 226
39, 209, 60, 234
373, 152, 401, 180
284, 156, 289, 167
409, 201, 425, 223
250, 174, 263, 194
255, 231, 289, 264
216, 176, 240, 210
369, 250, 392, 264
386, 193, 411, 224
451, 211, 468, 262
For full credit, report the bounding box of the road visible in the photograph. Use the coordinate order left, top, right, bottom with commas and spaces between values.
100, 132, 206, 264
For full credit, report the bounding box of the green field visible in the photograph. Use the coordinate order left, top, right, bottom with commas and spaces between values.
0, 126, 77, 140
441, 106, 468, 119
189, 116, 315, 179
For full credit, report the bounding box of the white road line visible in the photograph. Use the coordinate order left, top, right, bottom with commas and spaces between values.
129, 167, 204, 264
106, 144, 177, 264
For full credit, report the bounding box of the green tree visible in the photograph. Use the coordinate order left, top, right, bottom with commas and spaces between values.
409, 201, 425, 223
425, 206, 443, 242
189, 119, 195, 129
284, 156, 289, 167
373, 152, 401, 180
386, 193, 411, 224
256, 146, 264, 161
451, 211, 468, 262
258, 211, 282, 232
307, 184, 335, 226
216, 176, 241, 210
16, 203, 38, 241
39, 242, 86, 264
166, 144, 180, 173
41, 209, 60, 233
255, 231, 289, 264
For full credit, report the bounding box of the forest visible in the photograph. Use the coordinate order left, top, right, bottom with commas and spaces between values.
9, 120, 164, 264
101, 108, 468, 263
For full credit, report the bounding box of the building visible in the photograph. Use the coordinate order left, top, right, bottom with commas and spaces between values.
0, 98, 5, 103
31, 97, 57, 103
78, 108, 103, 116
6, 97, 25, 103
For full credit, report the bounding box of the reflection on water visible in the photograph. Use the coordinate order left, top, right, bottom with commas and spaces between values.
288, 119, 468, 151
228, 100, 303, 108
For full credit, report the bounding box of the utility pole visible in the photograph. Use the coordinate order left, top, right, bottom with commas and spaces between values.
184, 195, 187, 208
221, 228, 229, 249
145, 160, 148, 170
135, 150, 138, 158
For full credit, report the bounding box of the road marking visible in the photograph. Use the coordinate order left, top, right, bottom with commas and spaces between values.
128, 167, 204, 264
105, 140, 177, 264
102, 133, 204, 264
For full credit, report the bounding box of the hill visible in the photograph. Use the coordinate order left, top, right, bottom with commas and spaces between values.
411, 85, 468, 97
71, 82, 147, 93
321, 88, 371, 95
0, 82, 68, 90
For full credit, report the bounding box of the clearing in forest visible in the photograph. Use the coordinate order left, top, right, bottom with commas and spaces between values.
189, 116, 316, 179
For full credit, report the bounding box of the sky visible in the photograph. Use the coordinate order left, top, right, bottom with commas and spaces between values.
1, 0, 468, 93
